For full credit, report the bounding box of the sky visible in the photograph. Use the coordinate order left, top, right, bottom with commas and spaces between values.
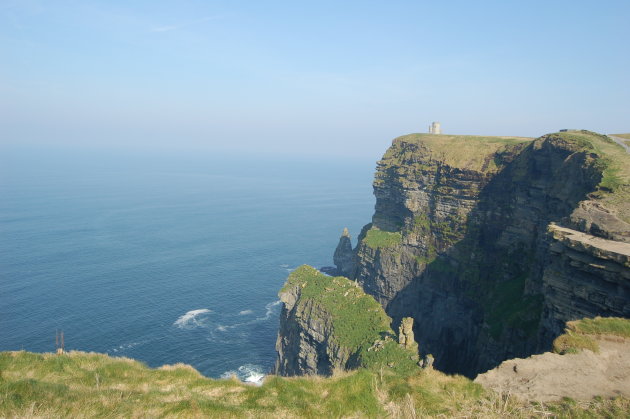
1, 0, 629, 159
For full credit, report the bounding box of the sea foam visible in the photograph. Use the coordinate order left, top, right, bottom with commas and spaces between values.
256, 300, 281, 321
109, 340, 147, 354
173, 309, 211, 329
221, 364, 265, 386
215, 301, 281, 333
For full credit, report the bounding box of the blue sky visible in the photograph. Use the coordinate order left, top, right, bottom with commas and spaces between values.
1, 0, 629, 158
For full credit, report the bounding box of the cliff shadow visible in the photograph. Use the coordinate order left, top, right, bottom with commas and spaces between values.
379, 139, 607, 377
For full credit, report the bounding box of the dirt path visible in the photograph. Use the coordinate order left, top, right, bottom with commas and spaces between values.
609, 135, 630, 153
474, 337, 630, 402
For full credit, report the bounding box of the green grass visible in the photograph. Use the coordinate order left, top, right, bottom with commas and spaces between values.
363, 227, 402, 249
280, 265, 417, 374
280, 266, 392, 351
569, 317, 630, 338
2, 350, 628, 418
553, 332, 599, 355
549, 131, 630, 223
553, 317, 630, 355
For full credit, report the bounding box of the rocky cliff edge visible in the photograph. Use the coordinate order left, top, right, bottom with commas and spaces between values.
274, 265, 419, 376
333, 130, 630, 377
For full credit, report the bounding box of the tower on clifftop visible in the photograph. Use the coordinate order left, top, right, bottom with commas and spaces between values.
428, 121, 441, 134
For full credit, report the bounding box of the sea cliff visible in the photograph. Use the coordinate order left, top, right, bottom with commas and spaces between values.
274, 265, 418, 376
328, 130, 630, 377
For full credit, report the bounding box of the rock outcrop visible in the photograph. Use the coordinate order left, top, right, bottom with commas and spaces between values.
332, 131, 630, 377
274, 265, 419, 376
398, 317, 415, 349
333, 228, 355, 277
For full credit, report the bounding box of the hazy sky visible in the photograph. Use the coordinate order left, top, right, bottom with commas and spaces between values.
1, 0, 629, 158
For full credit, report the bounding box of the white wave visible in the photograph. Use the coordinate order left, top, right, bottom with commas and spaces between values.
173, 309, 211, 329
220, 370, 238, 379
211, 300, 282, 334
109, 340, 146, 353
280, 264, 289, 268
256, 300, 281, 321
220, 364, 265, 386
238, 309, 253, 316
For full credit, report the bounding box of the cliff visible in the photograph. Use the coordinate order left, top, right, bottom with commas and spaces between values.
333, 130, 630, 377
274, 265, 419, 376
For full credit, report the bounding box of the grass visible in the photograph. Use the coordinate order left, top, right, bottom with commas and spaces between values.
568, 317, 630, 338
0, 351, 630, 418
611, 133, 630, 140
2, 350, 628, 418
280, 266, 417, 374
553, 332, 599, 355
363, 227, 402, 249
380, 130, 630, 223
550, 130, 630, 223
382, 133, 532, 173
552, 317, 630, 354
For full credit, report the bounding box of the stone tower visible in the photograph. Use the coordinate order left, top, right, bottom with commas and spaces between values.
429, 121, 441, 134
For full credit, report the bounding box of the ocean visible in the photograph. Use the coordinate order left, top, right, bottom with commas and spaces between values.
0, 146, 376, 383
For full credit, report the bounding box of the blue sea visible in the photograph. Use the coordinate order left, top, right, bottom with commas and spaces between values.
0, 145, 376, 383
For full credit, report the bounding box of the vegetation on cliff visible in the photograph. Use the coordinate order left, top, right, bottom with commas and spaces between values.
565, 131, 630, 223
553, 317, 630, 355
280, 266, 393, 351
279, 265, 418, 375
363, 227, 402, 249
349, 129, 630, 377
2, 350, 629, 418
380, 133, 532, 173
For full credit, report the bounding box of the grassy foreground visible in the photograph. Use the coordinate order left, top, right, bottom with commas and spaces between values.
2, 350, 629, 418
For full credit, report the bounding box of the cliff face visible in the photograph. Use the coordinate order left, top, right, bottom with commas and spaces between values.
540, 225, 630, 341
274, 285, 348, 376
274, 265, 419, 376
334, 131, 630, 377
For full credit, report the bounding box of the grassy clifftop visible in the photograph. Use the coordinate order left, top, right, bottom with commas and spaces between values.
385, 133, 533, 172
280, 266, 393, 350
550, 130, 630, 223
3, 349, 629, 418
279, 265, 417, 374
383, 130, 630, 222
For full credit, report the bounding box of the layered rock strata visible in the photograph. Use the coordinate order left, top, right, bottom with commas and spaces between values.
541, 225, 630, 340
332, 131, 630, 377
